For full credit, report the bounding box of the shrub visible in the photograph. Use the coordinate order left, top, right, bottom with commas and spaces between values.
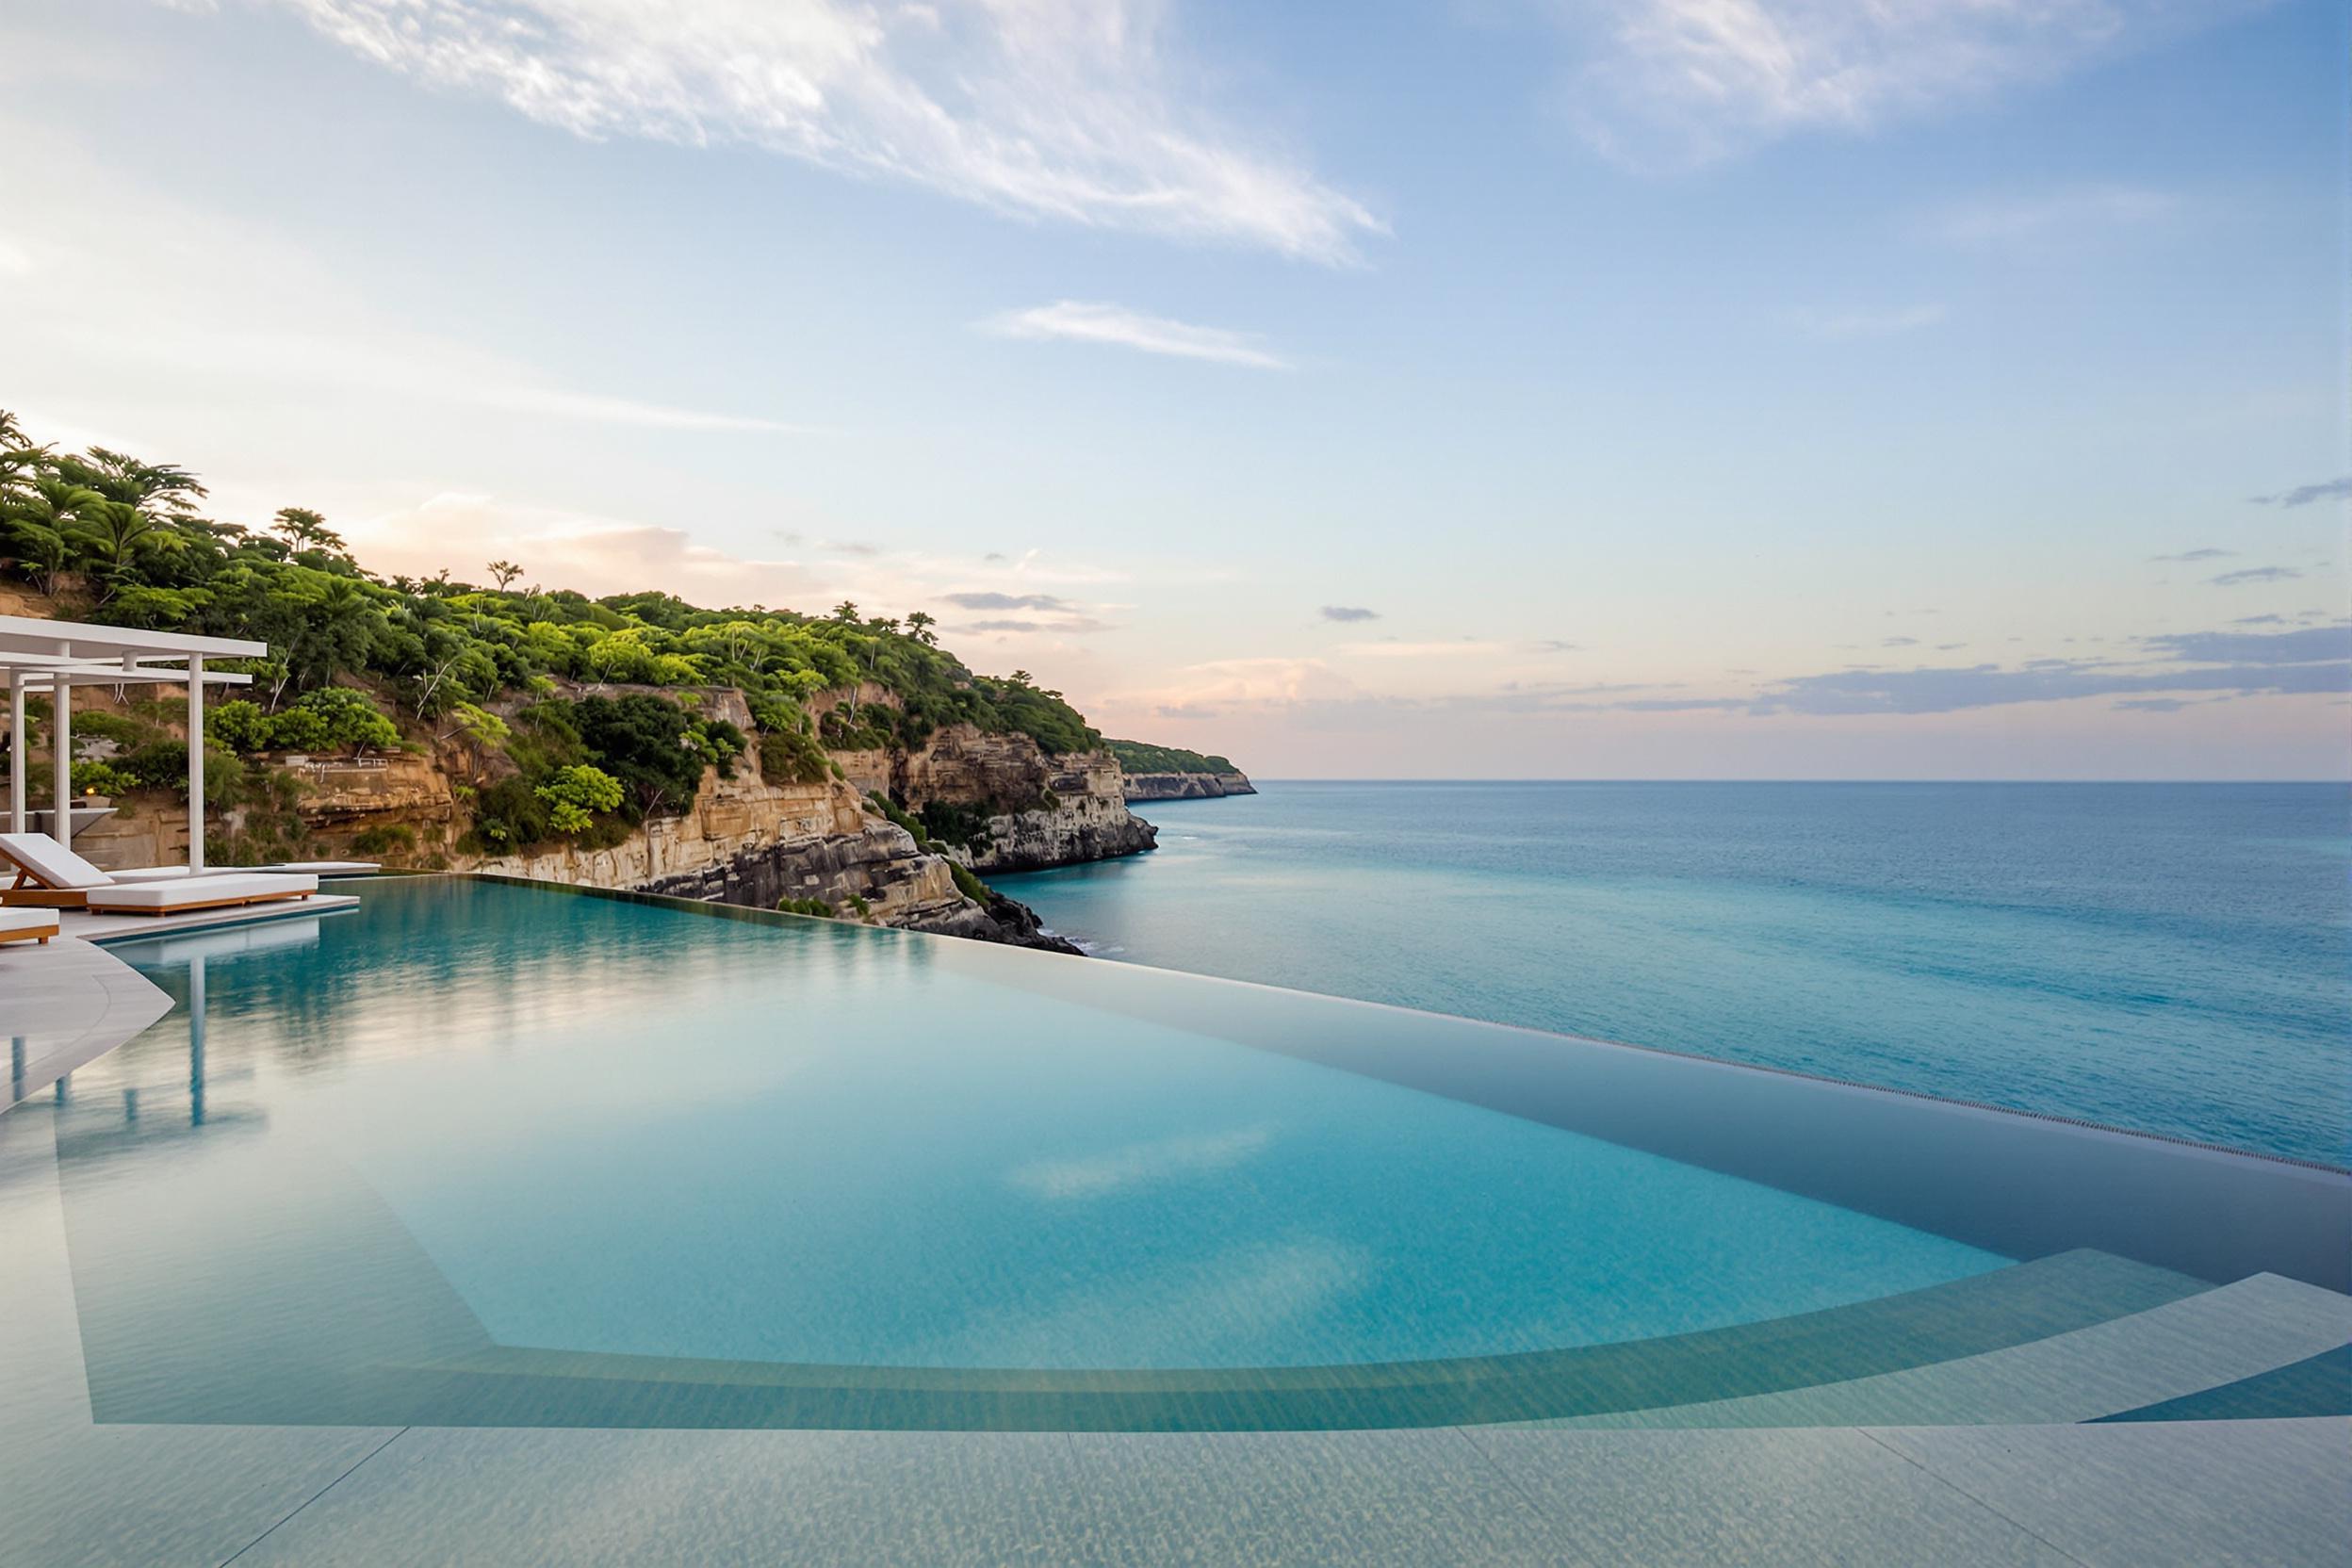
948, 861, 990, 905
844, 892, 873, 920
465, 775, 551, 853
70, 760, 138, 798
288, 686, 400, 751
121, 741, 190, 791
776, 896, 836, 918
569, 694, 715, 818
535, 764, 624, 836
265, 704, 334, 752
919, 799, 996, 851
351, 824, 415, 856
205, 700, 275, 754
758, 721, 831, 786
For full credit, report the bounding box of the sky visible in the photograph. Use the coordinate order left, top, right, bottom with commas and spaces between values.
2, 0, 2345, 778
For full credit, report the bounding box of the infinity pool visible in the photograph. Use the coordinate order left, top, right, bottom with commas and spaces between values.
26, 877, 2347, 1431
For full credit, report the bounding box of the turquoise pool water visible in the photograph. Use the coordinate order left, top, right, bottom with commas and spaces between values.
998, 782, 2352, 1164
24, 877, 2351, 1430
86, 880, 1996, 1363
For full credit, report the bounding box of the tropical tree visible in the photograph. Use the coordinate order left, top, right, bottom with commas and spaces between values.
271, 507, 348, 557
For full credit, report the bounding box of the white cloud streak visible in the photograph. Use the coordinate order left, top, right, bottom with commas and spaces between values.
204, 0, 1380, 263
1552, 0, 2242, 169
978, 301, 1290, 368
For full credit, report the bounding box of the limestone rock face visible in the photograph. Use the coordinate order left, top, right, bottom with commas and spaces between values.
842, 705, 1159, 875
1122, 770, 1257, 802
286, 752, 460, 826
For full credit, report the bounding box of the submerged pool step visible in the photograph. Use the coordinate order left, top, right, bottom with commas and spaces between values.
1527, 1271, 2352, 1429
373, 1249, 2211, 1432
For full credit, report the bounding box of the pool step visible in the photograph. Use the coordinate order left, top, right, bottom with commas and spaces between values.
1528, 1271, 2352, 1429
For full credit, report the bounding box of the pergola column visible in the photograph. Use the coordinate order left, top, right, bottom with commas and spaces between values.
187, 658, 204, 871
8, 673, 24, 833
50, 674, 70, 842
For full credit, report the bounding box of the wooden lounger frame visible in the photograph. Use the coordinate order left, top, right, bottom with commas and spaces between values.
104, 890, 316, 917
2, 869, 87, 908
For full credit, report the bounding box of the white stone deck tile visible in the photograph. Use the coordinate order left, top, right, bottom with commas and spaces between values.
231, 1429, 1111, 1568
1462, 1425, 2076, 1566
1061, 1429, 1567, 1564
1872, 1416, 2352, 1568
2, 938, 173, 1097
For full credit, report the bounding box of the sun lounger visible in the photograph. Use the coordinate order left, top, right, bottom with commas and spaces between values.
104, 859, 379, 884
83, 875, 316, 915
0, 907, 58, 945
0, 833, 317, 914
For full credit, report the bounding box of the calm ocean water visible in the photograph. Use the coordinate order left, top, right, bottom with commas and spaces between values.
995, 782, 2351, 1166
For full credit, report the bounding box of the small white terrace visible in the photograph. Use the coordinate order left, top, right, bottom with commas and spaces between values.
0, 612, 265, 873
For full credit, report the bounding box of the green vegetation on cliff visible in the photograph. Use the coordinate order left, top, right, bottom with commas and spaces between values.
0, 410, 1102, 768
1106, 739, 1237, 775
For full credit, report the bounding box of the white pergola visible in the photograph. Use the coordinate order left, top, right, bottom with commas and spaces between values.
0, 614, 266, 873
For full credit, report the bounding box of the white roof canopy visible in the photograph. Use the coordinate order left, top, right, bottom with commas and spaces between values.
0, 613, 264, 685
2, 613, 273, 870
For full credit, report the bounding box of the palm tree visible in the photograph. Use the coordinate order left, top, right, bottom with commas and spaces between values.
271, 506, 348, 556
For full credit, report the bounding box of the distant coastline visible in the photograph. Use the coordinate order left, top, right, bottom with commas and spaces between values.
1123, 769, 1257, 802
1106, 738, 1256, 802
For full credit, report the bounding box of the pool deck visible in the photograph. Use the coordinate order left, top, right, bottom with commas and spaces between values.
2, 931, 2344, 1565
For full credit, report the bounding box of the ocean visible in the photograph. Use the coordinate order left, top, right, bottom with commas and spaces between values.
993, 782, 2350, 1167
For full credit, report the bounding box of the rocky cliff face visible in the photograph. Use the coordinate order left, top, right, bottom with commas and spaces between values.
67, 679, 1120, 952
1123, 770, 1257, 802
166, 686, 1074, 949
822, 692, 1159, 875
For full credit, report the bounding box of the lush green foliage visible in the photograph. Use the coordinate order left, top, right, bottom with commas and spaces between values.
0, 411, 1106, 759
777, 896, 837, 918
535, 764, 625, 835
1106, 739, 1237, 775
947, 860, 991, 905
204, 686, 400, 754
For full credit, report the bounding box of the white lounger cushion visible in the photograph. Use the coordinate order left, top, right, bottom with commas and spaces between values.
0, 832, 114, 890
102, 860, 379, 884
0, 907, 59, 936
83, 874, 317, 911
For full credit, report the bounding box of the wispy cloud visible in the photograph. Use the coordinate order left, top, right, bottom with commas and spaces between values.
1550, 1, 2230, 169
2209, 565, 2302, 586
1789, 303, 1946, 339
210, 1, 1380, 263
2149, 547, 2235, 563
1320, 605, 1380, 623
941, 591, 1074, 612
978, 302, 1289, 368
2250, 476, 2352, 509
1915, 184, 2180, 248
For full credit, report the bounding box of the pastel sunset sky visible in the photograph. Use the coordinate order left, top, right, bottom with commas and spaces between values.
5, 0, 2344, 776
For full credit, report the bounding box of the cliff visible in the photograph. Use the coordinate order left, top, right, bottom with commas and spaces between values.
824, 690, 1159, 874
1124, 770, 1257, 802
65, 683, 1075, 951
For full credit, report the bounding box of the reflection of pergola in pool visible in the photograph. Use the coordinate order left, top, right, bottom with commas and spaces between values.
0, 613, 267, 871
